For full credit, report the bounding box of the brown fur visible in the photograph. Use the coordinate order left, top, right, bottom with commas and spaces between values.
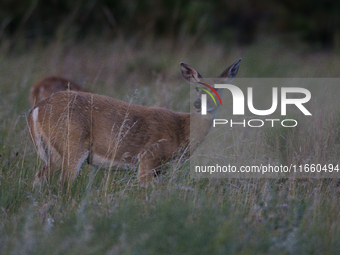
27, 60, 241, 184
29, 76, 90, 107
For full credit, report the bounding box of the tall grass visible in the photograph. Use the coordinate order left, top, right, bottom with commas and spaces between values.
1, 37, 340, 254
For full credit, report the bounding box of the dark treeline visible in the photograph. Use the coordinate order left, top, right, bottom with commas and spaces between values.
1, 0, 339, 49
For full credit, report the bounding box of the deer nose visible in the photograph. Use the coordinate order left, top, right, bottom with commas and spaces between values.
194, 98, 201, 109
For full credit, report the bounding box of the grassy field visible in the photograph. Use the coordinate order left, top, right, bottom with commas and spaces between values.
1, 36, 340, 254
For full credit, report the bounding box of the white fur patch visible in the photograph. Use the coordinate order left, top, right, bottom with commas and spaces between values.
91, 154, 125, 168
32, 107, 39, 122
31, 107, 48, 162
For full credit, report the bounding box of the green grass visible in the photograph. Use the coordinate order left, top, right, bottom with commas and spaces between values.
1, 36, 340, 254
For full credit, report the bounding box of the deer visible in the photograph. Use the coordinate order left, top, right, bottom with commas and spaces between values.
30, 76, 90, 107
26, 59, 241, 184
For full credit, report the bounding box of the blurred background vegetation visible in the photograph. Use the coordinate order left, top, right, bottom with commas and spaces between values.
1, 0, 340, 50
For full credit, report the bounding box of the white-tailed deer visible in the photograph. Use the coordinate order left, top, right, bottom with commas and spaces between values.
30, 76, 90, 107
27, 59, 241, 184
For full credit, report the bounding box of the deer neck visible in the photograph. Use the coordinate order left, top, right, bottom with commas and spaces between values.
188, 88, 223, 147
180, 105, 220, 154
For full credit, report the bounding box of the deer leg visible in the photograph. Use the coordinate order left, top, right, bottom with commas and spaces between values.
33, 159, 55, 185
137, 149, 162, 183
33, 142, 62, 185
59, 149, 89, 183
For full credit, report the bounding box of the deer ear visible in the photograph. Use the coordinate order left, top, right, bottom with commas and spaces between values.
218, 58, 241, 81
180, 62, 203, 83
